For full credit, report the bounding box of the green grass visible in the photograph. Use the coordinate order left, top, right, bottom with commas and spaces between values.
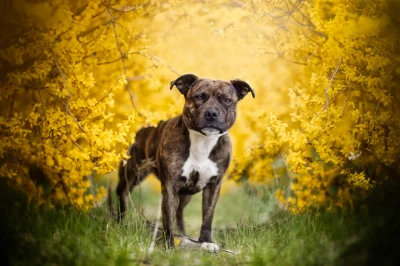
1, 179, 400, 266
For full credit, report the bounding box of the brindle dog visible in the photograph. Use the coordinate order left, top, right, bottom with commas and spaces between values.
116, 74, 255, 249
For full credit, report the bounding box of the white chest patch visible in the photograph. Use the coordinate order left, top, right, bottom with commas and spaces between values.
181, 129, 223, 190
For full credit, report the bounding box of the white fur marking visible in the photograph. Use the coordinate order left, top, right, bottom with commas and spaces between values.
200, 242, 220, 252
178, 238, 220, 253
201, 127, 221, 136
181, 129, 225, 190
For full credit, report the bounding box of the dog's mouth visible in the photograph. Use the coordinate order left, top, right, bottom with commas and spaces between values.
200, 127, 225, 136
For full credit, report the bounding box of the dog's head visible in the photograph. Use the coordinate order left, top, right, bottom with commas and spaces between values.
170, 74, 255, 136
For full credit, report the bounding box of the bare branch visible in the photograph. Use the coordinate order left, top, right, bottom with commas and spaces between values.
168, 65, 180, 76
150, 55, 160, 68
110, 6, 138, 13
91, 6, 108, 18
95, 74, 127, 106
303, 33, 322, 46
123, 144, 136, 214
77, 14, 123, 39
148, 54, 181, 76
42, 86, 66, 105
35, 80, 47, 120
145, 194, 162, 262
115, 21, 130, 35
159, 18, 177, 40
374, 101, 381, 117
291, 15, 313, 27
74, 2, 89, 17
8, 93, 15, 117
287, 0, 314, 26
314, 58, 343, 127
51, 138, 67, 157
136, 159, 156, 216
127, 75, 147, 81
69, 113, 86, 134
81, 25, 111, 46
341, 81, 354, 116
261, 6, 289, 19
53, 55, 83, 151
42, 86, 86, 134
0, 99, 7, 115
231, 0, 244, 7
107, 7, 142, 116
97, 57, 122, 65
279, 54, 308, 65
273, 0, 303, 33
91, 0, 111, 19
49, 128, 67, 157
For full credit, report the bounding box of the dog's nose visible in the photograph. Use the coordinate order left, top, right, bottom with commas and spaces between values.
205, 109, 219, 121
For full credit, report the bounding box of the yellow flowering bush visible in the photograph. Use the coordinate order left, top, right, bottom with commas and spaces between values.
0, 0, 399, 211
236, 0, 400, 212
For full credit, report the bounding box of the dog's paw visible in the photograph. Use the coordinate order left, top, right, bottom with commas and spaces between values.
200, 242, 220, 253
179, 238, 199, 248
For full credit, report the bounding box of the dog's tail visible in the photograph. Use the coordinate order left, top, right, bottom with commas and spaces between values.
107, 185, 115, 217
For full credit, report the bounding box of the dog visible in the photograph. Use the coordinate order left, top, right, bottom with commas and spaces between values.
115, 74, 255, 249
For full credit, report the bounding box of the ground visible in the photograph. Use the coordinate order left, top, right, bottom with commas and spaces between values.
1, 178, 399, 266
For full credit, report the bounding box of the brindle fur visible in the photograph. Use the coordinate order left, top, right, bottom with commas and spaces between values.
116, 74, 254, 248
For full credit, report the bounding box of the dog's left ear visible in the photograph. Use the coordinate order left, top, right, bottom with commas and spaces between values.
230, 79, 255, 100
170, 74, 198, 96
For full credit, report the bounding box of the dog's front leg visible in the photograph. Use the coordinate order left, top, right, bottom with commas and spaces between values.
161, 182, 178, 248
199, 180, 222, 243
176, 195, 192, 235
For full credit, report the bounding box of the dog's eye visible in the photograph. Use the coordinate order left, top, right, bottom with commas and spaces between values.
194, 95, 203, 101
224, 97, 232, 103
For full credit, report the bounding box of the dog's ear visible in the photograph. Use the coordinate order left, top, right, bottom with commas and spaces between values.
170, 74, 198, 96
230, 79, 255, 100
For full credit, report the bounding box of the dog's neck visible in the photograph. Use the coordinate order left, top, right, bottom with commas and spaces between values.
187, 129, 223, 161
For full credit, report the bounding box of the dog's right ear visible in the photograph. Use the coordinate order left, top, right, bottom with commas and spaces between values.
170, 74, 198, 96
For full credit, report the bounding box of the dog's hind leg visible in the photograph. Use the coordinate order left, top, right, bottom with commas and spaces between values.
176, 195, 192, 235
116, 144, 149, 221
116, 167, 150, 221
116, 163, 132, 221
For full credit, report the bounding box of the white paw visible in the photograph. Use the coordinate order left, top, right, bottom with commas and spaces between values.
179, 238, 199, 248
200, 242, 220, 253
